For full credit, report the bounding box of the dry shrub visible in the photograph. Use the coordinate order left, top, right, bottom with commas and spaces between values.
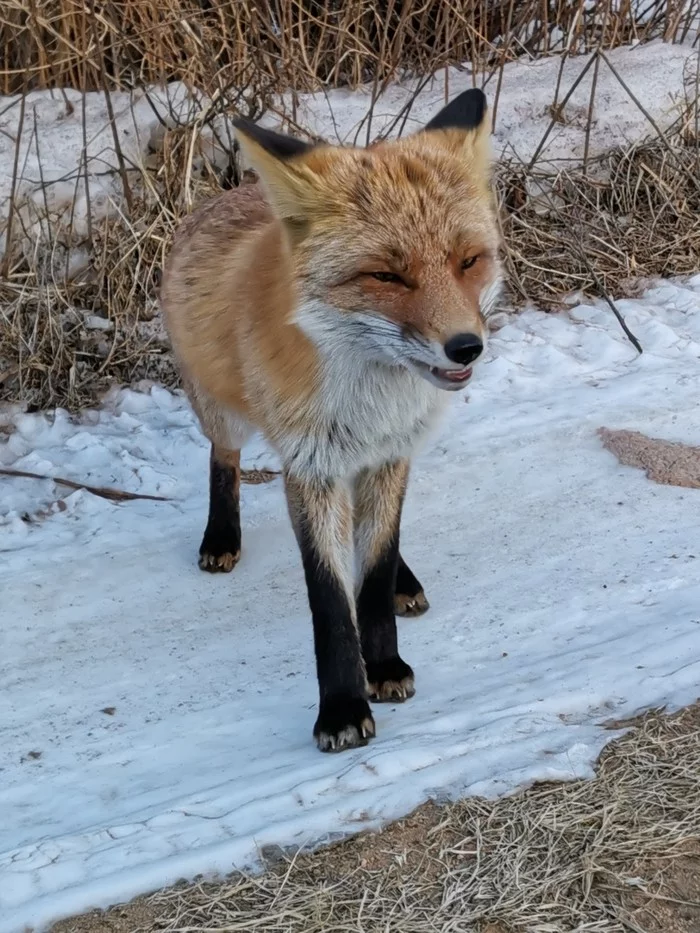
0, 208, 173, 407
1, 0, 694, 97
499, 125, 700, 309
0, 119, 225, 407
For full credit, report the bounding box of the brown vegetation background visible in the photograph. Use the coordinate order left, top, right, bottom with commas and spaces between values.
0, 0, 698, 408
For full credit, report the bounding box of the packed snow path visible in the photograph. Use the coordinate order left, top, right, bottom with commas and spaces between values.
2, 282, 700, 932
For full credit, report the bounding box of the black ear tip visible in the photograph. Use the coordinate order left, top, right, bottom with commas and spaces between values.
232, 118, 316, 161
462, 87, 487, 110
424, 87, 488, 134
232, 117, 253, 133
455, 88, 487, 124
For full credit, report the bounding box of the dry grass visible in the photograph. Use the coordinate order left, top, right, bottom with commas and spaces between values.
0, 200, 179, 408
1, 2, 699, 408
498, 122, 700, 311
2, 0, 692, 97
53, 703, 700, 933
0, 119, 218, 407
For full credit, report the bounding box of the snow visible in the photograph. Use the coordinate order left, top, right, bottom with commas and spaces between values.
286, 40, 693, 161
3, 279, 700, 932
0, 40, 695, 260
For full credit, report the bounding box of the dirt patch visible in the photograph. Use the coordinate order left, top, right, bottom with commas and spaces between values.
52, 703, 700, 933
624, 840, 700, 933
599, 428, 700, 489
52, 900, 159, 933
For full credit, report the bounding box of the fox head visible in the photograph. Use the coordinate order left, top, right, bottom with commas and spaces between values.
234, 90, 501, 391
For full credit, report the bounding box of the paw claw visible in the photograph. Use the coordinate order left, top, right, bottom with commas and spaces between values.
366, 656, 415, 704
368, 677, 415, 703
198, 550, 240, 573
359, 717, 376, 740
314, 695, 376, 753
394, 590, 429, 618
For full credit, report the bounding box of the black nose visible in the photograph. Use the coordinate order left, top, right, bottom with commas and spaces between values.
444, 333, 483, 366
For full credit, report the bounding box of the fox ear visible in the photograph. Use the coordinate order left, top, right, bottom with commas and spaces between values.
421, 89, 492, 173
233, 119, 325, 224
423, 88, 487, 133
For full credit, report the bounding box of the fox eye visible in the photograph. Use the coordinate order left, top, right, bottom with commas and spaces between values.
461, 256, 479, 271
369, 271, 405, 285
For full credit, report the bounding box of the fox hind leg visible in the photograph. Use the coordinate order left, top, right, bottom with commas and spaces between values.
354, 460, 415, 703
199, 445, 242, 573
394, 552, 429, 618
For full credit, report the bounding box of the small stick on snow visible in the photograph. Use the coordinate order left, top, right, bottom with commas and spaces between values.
491, 0, 516, 131
0, 468, 171, 502
577, 253, 643, 355
582, 50, 602, 176
0, 467, 279, 501
527, 52, 597, 170
91, 13, 134, 214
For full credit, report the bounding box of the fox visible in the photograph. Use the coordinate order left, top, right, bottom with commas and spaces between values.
160, 87, 503, 752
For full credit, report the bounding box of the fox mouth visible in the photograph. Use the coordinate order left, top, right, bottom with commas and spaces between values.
410, 360, 473, 391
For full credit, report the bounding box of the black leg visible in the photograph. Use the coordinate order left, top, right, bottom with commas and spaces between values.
199, 445, 242, 573
395, 552, 429, 617
354, 461, 415, 703
285, 473, 375, 752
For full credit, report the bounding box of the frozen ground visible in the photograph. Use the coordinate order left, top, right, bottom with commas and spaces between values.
2, 280, 700, 932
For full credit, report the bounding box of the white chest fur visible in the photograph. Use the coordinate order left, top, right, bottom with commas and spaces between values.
279, 358, 448, 481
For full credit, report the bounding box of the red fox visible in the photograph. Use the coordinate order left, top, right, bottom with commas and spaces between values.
160, 89, 502, 752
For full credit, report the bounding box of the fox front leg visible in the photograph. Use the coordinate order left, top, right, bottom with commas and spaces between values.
284, 473, 375, 752
354, 459, 415, 703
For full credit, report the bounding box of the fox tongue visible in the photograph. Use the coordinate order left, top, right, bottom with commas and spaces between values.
433, 366, 472, 382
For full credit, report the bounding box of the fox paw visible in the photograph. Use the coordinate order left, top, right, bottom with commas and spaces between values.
366, 657, 415, 703
314, 694, 376, 752
394, 590, 430, 618
395, 557, 429, 617
198, 523, 241, 573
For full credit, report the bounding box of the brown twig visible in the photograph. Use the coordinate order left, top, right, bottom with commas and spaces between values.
0, 465, 278, 495
582, 50, 601, 175
90, 7, 134, 214
0, 467, 171, 501
527, 52, 597, 169
575, 250, 643, 354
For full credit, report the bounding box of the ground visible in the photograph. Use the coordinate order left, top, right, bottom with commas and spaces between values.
53, 704, 700, 933
2, 280, 700, 932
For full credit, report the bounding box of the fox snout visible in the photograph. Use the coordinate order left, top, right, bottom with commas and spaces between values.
400, 320, 489, 391
444, 332, 484, 366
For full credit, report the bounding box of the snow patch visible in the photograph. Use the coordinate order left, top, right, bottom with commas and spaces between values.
1, 281, 700, 931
